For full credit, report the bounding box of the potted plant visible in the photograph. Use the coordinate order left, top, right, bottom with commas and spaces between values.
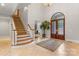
40, 20, 50, 38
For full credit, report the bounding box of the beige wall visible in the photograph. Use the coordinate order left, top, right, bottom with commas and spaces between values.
0, 17, 11, 38
15, 3, 79, 41
28, 3, 45, 29
16, 3, 29, 29
44, 3, 79, 41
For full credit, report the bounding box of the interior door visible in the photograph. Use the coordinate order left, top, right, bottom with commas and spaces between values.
50, 12, 65, 40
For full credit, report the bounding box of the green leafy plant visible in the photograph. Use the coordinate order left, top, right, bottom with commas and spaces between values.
40, 20, 50, 37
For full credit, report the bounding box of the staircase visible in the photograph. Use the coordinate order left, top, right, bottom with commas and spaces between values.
12, 9, 33, 46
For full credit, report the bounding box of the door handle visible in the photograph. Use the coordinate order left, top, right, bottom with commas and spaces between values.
56, 29, 58, 32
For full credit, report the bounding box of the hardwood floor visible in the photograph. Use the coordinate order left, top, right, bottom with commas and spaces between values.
0, 37, 79, 56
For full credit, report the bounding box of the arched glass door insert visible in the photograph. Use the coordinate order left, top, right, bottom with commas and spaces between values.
50, 12, 65, 40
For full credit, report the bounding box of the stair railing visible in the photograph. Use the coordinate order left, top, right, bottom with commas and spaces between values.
27, 24, 35, 40
28, 24, 35, 31
11, 18, 17, 46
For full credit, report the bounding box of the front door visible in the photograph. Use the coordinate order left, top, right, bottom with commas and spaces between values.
50, 12, 65, 40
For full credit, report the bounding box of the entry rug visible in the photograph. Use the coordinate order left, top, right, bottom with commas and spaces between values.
36, 39, 64, 52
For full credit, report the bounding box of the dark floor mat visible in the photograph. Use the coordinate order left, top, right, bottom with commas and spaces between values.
36, 39, 64, 52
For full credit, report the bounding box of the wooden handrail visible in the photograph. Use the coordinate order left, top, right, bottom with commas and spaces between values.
17, 9, 20, 16
12, 9, 20, 17
12, 29, 28, 31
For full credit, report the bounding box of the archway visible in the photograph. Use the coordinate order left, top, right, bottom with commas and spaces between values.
50, 12, 65, 40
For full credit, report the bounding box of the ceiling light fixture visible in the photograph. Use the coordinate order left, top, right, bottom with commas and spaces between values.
1, 3, 5, 6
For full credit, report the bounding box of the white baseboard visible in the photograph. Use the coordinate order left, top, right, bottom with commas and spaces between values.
66, 39, 79, 44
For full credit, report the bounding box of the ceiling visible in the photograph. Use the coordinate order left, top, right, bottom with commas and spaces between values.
0, 3, 17, 16
0, 3, 30, 17
0, 3, 18, 17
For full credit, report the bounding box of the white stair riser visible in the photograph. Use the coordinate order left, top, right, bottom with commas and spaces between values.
17, 35, 29, 37
17, 40, 33, 44
17, 37, 32, 40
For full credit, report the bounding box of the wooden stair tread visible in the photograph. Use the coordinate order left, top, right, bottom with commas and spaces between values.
17, 33, 26, 35
12, 16, 27, 35
12, 10, 33, 46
